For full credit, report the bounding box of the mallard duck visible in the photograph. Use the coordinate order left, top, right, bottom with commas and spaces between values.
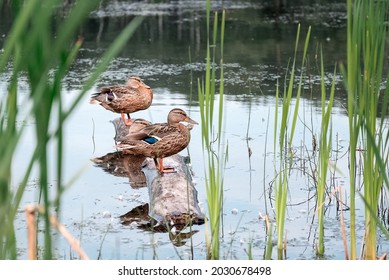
90, 76, 153, 125
116, 108, 198, 173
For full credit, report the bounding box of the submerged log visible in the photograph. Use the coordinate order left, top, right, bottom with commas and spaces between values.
142, 154, 204, 228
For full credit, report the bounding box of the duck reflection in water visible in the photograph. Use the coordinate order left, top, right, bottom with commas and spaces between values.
91, 151, 147, 189
91, 117, 152, 188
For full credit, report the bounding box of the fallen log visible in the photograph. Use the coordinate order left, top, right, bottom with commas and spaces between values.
142, 154, 204, 228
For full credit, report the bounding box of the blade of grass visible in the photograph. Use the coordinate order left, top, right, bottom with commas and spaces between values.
199, 0, 226, 259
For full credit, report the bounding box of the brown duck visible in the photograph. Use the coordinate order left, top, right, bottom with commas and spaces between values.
90, 76, 153, 125
116, 108, 198, 173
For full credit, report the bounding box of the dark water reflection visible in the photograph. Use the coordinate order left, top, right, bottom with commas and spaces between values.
3, 1, 388, 260
68, 0, 348, 100
0, 1, 348, 99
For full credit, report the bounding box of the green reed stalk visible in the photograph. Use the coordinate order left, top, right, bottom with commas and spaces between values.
358, 0, 388, 260
342, 0, 389, 260
343, 0, 359, 259
264, 218, 273, 260
0, 1, 142, 259
273, 25, 310, 259
316, 50, 336, 256
198, 0, 226, 260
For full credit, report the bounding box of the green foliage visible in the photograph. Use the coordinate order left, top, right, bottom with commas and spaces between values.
316, 51, 336, 256
342, 0, 389, 260
273, 24, 311, 259
198, 0, 226, 260
0, 1, 142, 259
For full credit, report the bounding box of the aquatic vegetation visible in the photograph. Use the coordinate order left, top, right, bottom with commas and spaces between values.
272, 24, 311, 259
342, 0, 389, 260
316, 51, 336, 256
198, 0, 226, 260
267, 0, 389, 259
0, 0, 142, 259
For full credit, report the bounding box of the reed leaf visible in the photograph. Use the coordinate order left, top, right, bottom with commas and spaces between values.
343, 0, 389, 259
316, 49, 336, 256
198, 0, 226, 259
273, 25, 310, 259
0, 1, 141, 259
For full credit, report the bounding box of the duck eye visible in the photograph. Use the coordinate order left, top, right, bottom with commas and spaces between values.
106, 90, 115, 102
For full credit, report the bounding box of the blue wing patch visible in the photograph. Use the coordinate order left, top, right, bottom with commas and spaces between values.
143, 136, 160, 144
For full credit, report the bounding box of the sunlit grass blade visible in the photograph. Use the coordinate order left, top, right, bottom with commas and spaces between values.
342, 0, 389, 259
0, 0, 141, 259
264, 215, 273, 260
316, 49, 336, 256
199, 0, 226, 260
0, 0, 41, 71
273, 24, 310, 259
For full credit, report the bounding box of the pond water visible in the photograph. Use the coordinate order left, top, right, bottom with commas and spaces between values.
1, 0, 388, 260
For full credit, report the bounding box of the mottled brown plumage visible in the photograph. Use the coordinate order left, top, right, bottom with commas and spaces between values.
112, 118, 152, 142
90, 76, 153, 125
116, 108, 198, 173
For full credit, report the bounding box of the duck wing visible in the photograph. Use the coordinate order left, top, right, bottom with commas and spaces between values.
121, 123, 179, 143
91, 86, 138, 102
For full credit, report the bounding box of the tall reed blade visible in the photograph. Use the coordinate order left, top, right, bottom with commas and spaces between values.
316, 50, 336, 256
273, 25, 310, 259
198, 0, 226, 260
0, 1, 141, 259
342, 0, 389, 260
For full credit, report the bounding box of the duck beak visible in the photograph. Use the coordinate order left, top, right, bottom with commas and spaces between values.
185, 116, 199, 125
